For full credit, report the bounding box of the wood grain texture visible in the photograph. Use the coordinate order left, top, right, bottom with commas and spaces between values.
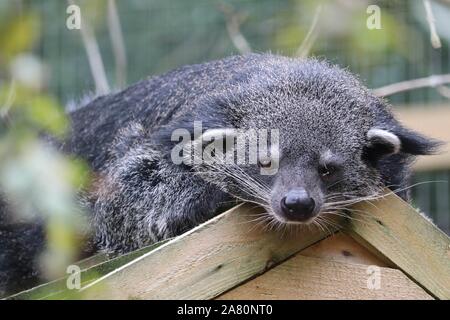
79, 204, 338, 299
7, 240, 168, 300
218, 254, 433, 300
394, 105, 450, 171
300, 232, 391, 267
344, 192, 450, 299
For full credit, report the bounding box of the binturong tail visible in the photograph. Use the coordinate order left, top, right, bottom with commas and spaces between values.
0, 197, 46, 298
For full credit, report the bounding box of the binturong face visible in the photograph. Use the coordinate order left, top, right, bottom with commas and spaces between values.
170, 56, 440, 228
187, 82, 438, 228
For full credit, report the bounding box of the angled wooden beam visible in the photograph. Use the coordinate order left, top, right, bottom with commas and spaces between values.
299, 231, 392, 267
343, 192, 450, 299
217, 254, 433, 300
78, 204, 337, 299
7, 240, 167, 300
9, 189, 449, 300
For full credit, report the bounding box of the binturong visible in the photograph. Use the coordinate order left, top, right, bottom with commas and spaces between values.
0, 53, 441, 296
70, 53, 440, 253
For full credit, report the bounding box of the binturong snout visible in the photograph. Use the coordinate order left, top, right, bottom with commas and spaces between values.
280, 188, 316, 222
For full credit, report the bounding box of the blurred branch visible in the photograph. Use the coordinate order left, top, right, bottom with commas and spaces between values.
423, 0, 442, 49
218, 3, 252, 54
0, 80, 15, 119
68, 0, 110, 95
372, 74, 450, 97
435, 0, 450, 7
295, 5, 323, 58
107, 0, 127, 88
436, 85, 450, 99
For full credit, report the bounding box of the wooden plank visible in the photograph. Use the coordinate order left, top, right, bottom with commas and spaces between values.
394, 105, 450, 171
217, 254, 433, 300
76, 252, 110, 270
7, 240, 168, 300
300, 232, 392, 267
343, 192, 450, 299
10, 185, 448, 300
78, 204, 338, 299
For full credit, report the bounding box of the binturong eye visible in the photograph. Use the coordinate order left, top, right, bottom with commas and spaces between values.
318, 163, 336, 179
258, 157, 272, 168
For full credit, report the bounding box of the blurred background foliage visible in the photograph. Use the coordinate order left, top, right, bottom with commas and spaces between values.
0, 0, 449, 289
20, 0, 450, 104
0, 0, 90, 282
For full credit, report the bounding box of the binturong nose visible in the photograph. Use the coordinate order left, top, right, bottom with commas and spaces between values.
280, 188, 316, 222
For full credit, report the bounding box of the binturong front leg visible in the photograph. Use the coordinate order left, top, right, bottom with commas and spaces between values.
89, 139, 230, 255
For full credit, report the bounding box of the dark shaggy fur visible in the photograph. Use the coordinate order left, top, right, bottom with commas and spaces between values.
0, 53, 439, 296
0, 196, 45, 297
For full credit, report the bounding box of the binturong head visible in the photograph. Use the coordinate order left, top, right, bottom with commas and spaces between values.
176, 54, 441, 226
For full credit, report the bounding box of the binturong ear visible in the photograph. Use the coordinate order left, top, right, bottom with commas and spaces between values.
390, 126, 442, 155
177, 128, 238, 166
367, 128, 401, 156
363, 127, 441, 165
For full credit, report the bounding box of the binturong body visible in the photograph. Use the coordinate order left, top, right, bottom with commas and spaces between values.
0, 53, 439, 296
68, 53, 439, 253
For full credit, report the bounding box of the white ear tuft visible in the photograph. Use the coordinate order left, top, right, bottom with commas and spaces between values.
367, 128, 401, 154
199, 128, 237, 142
